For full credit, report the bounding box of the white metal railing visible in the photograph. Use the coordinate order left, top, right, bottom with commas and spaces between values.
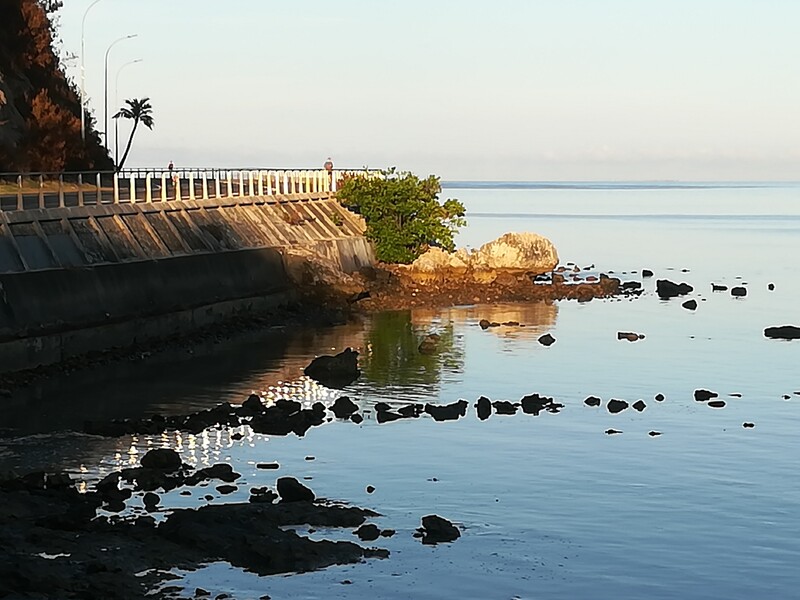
0, 168, 381, 210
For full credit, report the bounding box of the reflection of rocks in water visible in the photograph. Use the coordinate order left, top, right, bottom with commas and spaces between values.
360, 311, 466, 394
414, 302, 558, 341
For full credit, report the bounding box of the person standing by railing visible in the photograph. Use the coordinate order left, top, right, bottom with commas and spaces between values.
324, 157, 334, 191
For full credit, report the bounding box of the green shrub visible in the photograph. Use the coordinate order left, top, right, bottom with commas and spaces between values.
337, 168, 466, 264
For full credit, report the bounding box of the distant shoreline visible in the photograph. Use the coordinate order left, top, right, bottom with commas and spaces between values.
442, 180, 800, 190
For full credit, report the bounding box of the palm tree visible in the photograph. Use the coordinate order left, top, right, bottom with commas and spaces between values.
113, 98, 154, 171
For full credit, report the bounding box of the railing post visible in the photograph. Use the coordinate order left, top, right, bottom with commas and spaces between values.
331, 170, 337, 192
227, 171, 233, 197
282, 171, 289, 194
145, 173, 152, 202
214, 170, 221, 199
238, 170, 244, 197
175, 173, 182, 201
38, 174, 44, 208
58, 174, 65, 207
258, 171, 264, 196
96, 172, 103, 204
248, 171, 255, 196
161, 173, 167, 201
188, 171, 195, 200
78, 174, 85, 206
265, 171, 273, 196
129, 173, 136, 203
305, 170, 311, 193
16, 175, 23, 210
202, 172, 209, 199
113, 173, 119, 203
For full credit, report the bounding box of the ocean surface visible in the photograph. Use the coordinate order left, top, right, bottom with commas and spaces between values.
3, 181, 800, 599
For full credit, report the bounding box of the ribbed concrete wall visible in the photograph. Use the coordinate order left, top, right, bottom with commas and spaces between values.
0, 193, 375, 373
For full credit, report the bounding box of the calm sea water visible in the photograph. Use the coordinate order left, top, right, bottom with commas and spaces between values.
3, 182, 800, 599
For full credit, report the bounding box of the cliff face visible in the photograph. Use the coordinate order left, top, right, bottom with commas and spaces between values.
0, 0, 112, 173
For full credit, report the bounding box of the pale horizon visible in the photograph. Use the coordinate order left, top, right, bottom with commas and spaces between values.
59, 0, 800, 181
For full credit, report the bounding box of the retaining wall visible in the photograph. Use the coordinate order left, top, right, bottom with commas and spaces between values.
0, 193, 375, 373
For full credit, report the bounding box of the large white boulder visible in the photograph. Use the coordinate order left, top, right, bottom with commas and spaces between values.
469, 232, 558, 274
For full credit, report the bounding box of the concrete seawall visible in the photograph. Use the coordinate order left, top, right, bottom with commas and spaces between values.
0, 193, 374, 373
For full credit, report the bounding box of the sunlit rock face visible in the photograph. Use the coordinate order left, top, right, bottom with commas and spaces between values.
403, 232, 559, 287
469, 232, 559, 274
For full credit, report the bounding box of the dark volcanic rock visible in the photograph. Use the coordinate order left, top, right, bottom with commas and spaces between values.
425, 400, 468, 422
731, 286, 747, 297
520, 393, 562, 415
303, 348, 361, 388
354, 523, 381, 542
632, 400, 647, 412
605, 429, 623, 435
143, 492, 160, 510
538, 333, 556, 347
140, 449, 183, 472
376, 410, 404, 423
682, 299, 698, 311
764, 325, 800, 340
492, 400, 518, 415
330, 396, 359, 418
351, 413, 364, 424
607, 399, 629, 414
657, 279, 693, 298
768, 283, 775, 291
711, 283, 728, 291
642, 269, 654, 278
648, 431, 662, 437
475, 396, 492, 420
743, 422, 755, 428
654, 393, 665, 402
707, 400, 727, 409
397, 404, 423, 418
584, 396, 602, 407
694, 389, 718, 402
257, 462, 280, 470
417, 514, 461, 545
479, 319, 491, 330
241, 394, 265, 415
277, 477, 315, 503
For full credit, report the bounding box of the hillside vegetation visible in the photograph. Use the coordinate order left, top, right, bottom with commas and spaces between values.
0, 0, 112, 173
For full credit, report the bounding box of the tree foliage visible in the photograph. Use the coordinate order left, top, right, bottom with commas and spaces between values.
113, 98, 154, 170
0, 0, 111, 172
337, 168, 466, 264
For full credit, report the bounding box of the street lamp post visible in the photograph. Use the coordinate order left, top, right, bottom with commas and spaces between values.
114, 59, 143, 167
80, 0, 103, 142
103, 34, 138, 150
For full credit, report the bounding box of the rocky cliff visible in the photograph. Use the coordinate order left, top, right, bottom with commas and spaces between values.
0, 0, 112, 173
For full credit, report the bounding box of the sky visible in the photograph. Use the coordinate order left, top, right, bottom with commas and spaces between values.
56, 0, 800, 181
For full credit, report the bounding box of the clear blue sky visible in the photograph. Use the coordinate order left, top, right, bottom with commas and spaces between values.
58, 0, 800, 180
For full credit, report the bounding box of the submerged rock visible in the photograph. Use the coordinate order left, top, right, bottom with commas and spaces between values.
694, 389, 718, 402
682, 299, 698, 311
731, 286, 747, 297
764, 325, 800, 340
354, 523, 381, 542
475, 396, 492, 420
584, 396, 602, 407
416, 514, 461, 545
303, 348, 361, 388
418, 333, 441, 354
330, 396, 359, 418
538, 333, 556, 347
277, 477, 315, 503
425, 400, 468, 422
607, 399, 629, 414
140, 449, 183, 472
656, 280, 693, 299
